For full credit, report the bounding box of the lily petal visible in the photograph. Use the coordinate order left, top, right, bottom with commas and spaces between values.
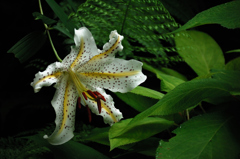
82, 87, 123, 125
62, 27, 99, 70
78, 58, 147, 93
31, 62, 63, 93
44, 75, 78, 145
77, 30, 124, 69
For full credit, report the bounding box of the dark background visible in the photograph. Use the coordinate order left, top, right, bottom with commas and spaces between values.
1, 0, 239, 139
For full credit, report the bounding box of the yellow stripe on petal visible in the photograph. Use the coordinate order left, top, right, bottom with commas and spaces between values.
34, 72, 62, 86
101, 102, 118, 123
71, 38, 84, 69
88, 36, 120, 62
58, 81, 70, 134
79, 70, 140, 78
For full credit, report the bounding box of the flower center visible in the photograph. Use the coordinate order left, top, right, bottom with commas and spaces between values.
68, 68, 86, 95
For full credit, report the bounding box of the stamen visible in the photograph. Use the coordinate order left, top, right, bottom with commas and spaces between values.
96, 99, 102, 114
82, 92, 88, 100
77, 97, 81, 109
94, 91, 106, 102
87, 90, 97, 99
86, 105, 91, 123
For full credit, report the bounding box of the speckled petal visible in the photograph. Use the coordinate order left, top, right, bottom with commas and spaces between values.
31, 62, 63, 93
82, 87, 123, 126
61, 27, 99, 70
77, 30, 124, 71
78, 58, 147, 93
44, 75, 78, 145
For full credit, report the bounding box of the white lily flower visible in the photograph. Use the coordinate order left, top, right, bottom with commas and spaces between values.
31, 27, 147, 145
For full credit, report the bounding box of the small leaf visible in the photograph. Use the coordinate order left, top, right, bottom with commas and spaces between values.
175, 30, 225, 76
156, 112, 240, 159
46, 0, 76, 37
130, 86, 164, 99
32, 12, 57, 25
172, 0, 240, 32
226, 49, 240, 53
115, 92, 158, 112
52, 23, 73, 39
7, 31, 46, 63
143, 63, 185, 92
225, 57, 240, 71
109, 117, 174, 150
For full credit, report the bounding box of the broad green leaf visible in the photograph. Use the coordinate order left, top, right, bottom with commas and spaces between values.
211, 69, 240, 95
225, 56, 240, 71
32, 12, 57, 25
226, 49, 240, 53
27, 134, 109, 159
84, 127, 159, 157
7, 31, 46, 63
172, 0, 240, 33
115, 92, 158, 112
109, 117, 174, 150
46, 0, 76, 37
129, 75, 239, 126
156, 112, 240, 159
143, 63, 185, 92
116, 86, 163, 112
175, 30, 225, 76
130, 86, 164, 99
84, 127, 110, 145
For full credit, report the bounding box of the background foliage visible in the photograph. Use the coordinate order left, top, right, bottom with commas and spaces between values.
1, 0, 240, 158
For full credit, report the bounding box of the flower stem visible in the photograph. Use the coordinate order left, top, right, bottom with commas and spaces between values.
38, 0, 62, 62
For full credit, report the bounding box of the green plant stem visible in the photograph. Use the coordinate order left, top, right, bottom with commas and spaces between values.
199, 103, 206, 113
38, 0, 62, 62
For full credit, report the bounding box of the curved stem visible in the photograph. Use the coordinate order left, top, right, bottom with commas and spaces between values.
38, 0, 62, 62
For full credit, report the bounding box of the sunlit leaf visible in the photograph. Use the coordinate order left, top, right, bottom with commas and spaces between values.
130, 86, 164, 99
226, 49, 240, 53
172, 0, 240, 32
109, 117, 174, 150
7, 31, 46, 63
175, 30, 225, 76
156, 112, 240, 159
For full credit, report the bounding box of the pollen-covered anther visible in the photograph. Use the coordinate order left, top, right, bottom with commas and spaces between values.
77, 97, 81, 109
82, 92, 88, 100
86, 105, 92, 123
86, 90, 106, 113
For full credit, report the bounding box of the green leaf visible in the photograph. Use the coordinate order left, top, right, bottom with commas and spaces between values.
84, 127, 110, 145
175, 30, 225, 76
46, 0, 76, 37
116, 86, 163, 112
172, 0, 240, 32
7, 31, 46, 63
156, 112, 240, 159
109, 117, 174, 150
226, 49, 240, 53
115, 92, 158, 112
211, 69, 240, 95
28, 134, 109, 159
130, 86, 164, 99
32, 12, 57, 25
143, 63, 185, 92
52, 23, 73, 39
225, 57, 240, 71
